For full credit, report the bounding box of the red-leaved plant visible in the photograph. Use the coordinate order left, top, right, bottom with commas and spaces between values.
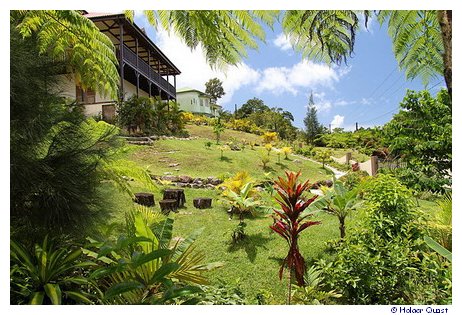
270, 171, 321, 288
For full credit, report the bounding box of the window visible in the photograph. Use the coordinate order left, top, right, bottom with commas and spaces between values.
200, 99, 204, 106
76, 85, 96, 104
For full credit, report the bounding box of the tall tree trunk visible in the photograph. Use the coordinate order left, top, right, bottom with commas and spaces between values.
437, 10, 452, 98
339, 217, 346, 239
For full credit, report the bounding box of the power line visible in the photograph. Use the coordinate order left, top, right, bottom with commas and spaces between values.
357, 107, 399, 125
343, 66, 399, 121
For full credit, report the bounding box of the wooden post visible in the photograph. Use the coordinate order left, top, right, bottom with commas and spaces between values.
119, 19, 124, 101
136, 72, 140, 97
346, 152, 352, 165
371, 155, 379, 176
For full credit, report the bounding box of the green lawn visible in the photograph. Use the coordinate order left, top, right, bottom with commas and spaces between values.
101, 129, 442, 304
185, 124, 262, 144
315, 147, 370, 163
97, 182, 341, 304
127, 138, 333, 182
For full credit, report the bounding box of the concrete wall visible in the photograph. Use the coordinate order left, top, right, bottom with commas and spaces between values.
55, 75, 152, 118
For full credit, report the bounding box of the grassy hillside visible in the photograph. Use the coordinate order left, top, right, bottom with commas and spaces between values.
128, 139, 332, 182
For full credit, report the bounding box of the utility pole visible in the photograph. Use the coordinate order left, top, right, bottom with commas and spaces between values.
329, 124, 332, 133
234, 104, 237, 117
355, 122, 358, 131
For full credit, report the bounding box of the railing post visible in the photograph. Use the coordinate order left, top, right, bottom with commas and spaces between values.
371, 156, 378, 176
346, 152, 352, 165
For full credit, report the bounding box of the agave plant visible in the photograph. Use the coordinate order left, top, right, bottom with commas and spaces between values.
85, 206, 221, 304
270, 171, 321, 295
10, 236, 98, 305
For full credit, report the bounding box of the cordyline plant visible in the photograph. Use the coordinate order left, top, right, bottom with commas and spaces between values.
270, 171, 321, 292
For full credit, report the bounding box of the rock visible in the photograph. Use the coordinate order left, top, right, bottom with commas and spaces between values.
209, 177, 223, 185
191, 183, 201, 189
179, 175, 193, 183
205, 184, 216, 190
161, 175, 179, 182
176, 182, 188, 188
255, 186, 264, 192
163, 172, 173, 175
168, 163, 180, 167
192, 178, 203, 185
293, 159, 302, 164
174, 168, 181, 172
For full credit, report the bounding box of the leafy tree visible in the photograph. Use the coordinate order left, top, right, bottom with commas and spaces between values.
117, 96, 154, 135
383, 89, 451, 192
236, 98, 269, 119
303, 93, 322, 145
213, 118, 225, 144
315, 150, 332, 168
205, 78, 225, 104
10, 25, 122, 239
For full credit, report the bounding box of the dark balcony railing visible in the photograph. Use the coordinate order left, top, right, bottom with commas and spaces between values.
120, 45, 176, 97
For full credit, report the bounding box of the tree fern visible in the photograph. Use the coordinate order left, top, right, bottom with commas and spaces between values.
131, 10, 278, 69
377, 10, 444, 86
282, 10, 369, 65
13, 10, 119, 99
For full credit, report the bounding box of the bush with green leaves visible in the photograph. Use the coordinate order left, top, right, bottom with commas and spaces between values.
317, 174, 452, 304
338, 170, 370, 190
85, 206, 221, 304
382, 89, 451, 193
10, 236, 98, 305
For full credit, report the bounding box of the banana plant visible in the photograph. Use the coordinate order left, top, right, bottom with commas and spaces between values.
312, 179, 363, 239
270, 171, 321, 295
221, 182, 263, 242
85, 206, 222, 304
10, 236, 98, 305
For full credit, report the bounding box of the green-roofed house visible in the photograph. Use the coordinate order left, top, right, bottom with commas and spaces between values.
176, 87, 222, 117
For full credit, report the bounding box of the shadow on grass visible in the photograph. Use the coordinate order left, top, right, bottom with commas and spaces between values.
263, 165, 276, 172
227, 232, 272, 263
318, 166, 335, 176
220, 156, 233, 163
276, 162, 288, 169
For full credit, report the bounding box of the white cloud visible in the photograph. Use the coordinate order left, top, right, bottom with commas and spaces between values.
361, 97, 372, 105
256, 60, 344, 96
153, 28, 260, 105
330, 115, 345, 129
273, 33, 292, 51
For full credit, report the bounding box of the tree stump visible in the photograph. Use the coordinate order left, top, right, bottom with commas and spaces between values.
163, 189, 186, 208
159, 199, 178, 215
133, 193, 155, 207
193, 198, 212, 209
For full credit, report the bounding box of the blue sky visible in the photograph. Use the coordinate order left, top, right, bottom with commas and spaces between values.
137, 13, 444, 130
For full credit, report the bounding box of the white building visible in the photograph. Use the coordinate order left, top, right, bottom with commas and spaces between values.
176, 88, 222, 117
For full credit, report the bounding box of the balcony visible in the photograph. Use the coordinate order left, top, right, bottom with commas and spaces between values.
119, 45, 176, 98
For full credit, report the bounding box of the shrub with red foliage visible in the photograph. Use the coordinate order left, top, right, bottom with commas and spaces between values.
270, 171, 321, 286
